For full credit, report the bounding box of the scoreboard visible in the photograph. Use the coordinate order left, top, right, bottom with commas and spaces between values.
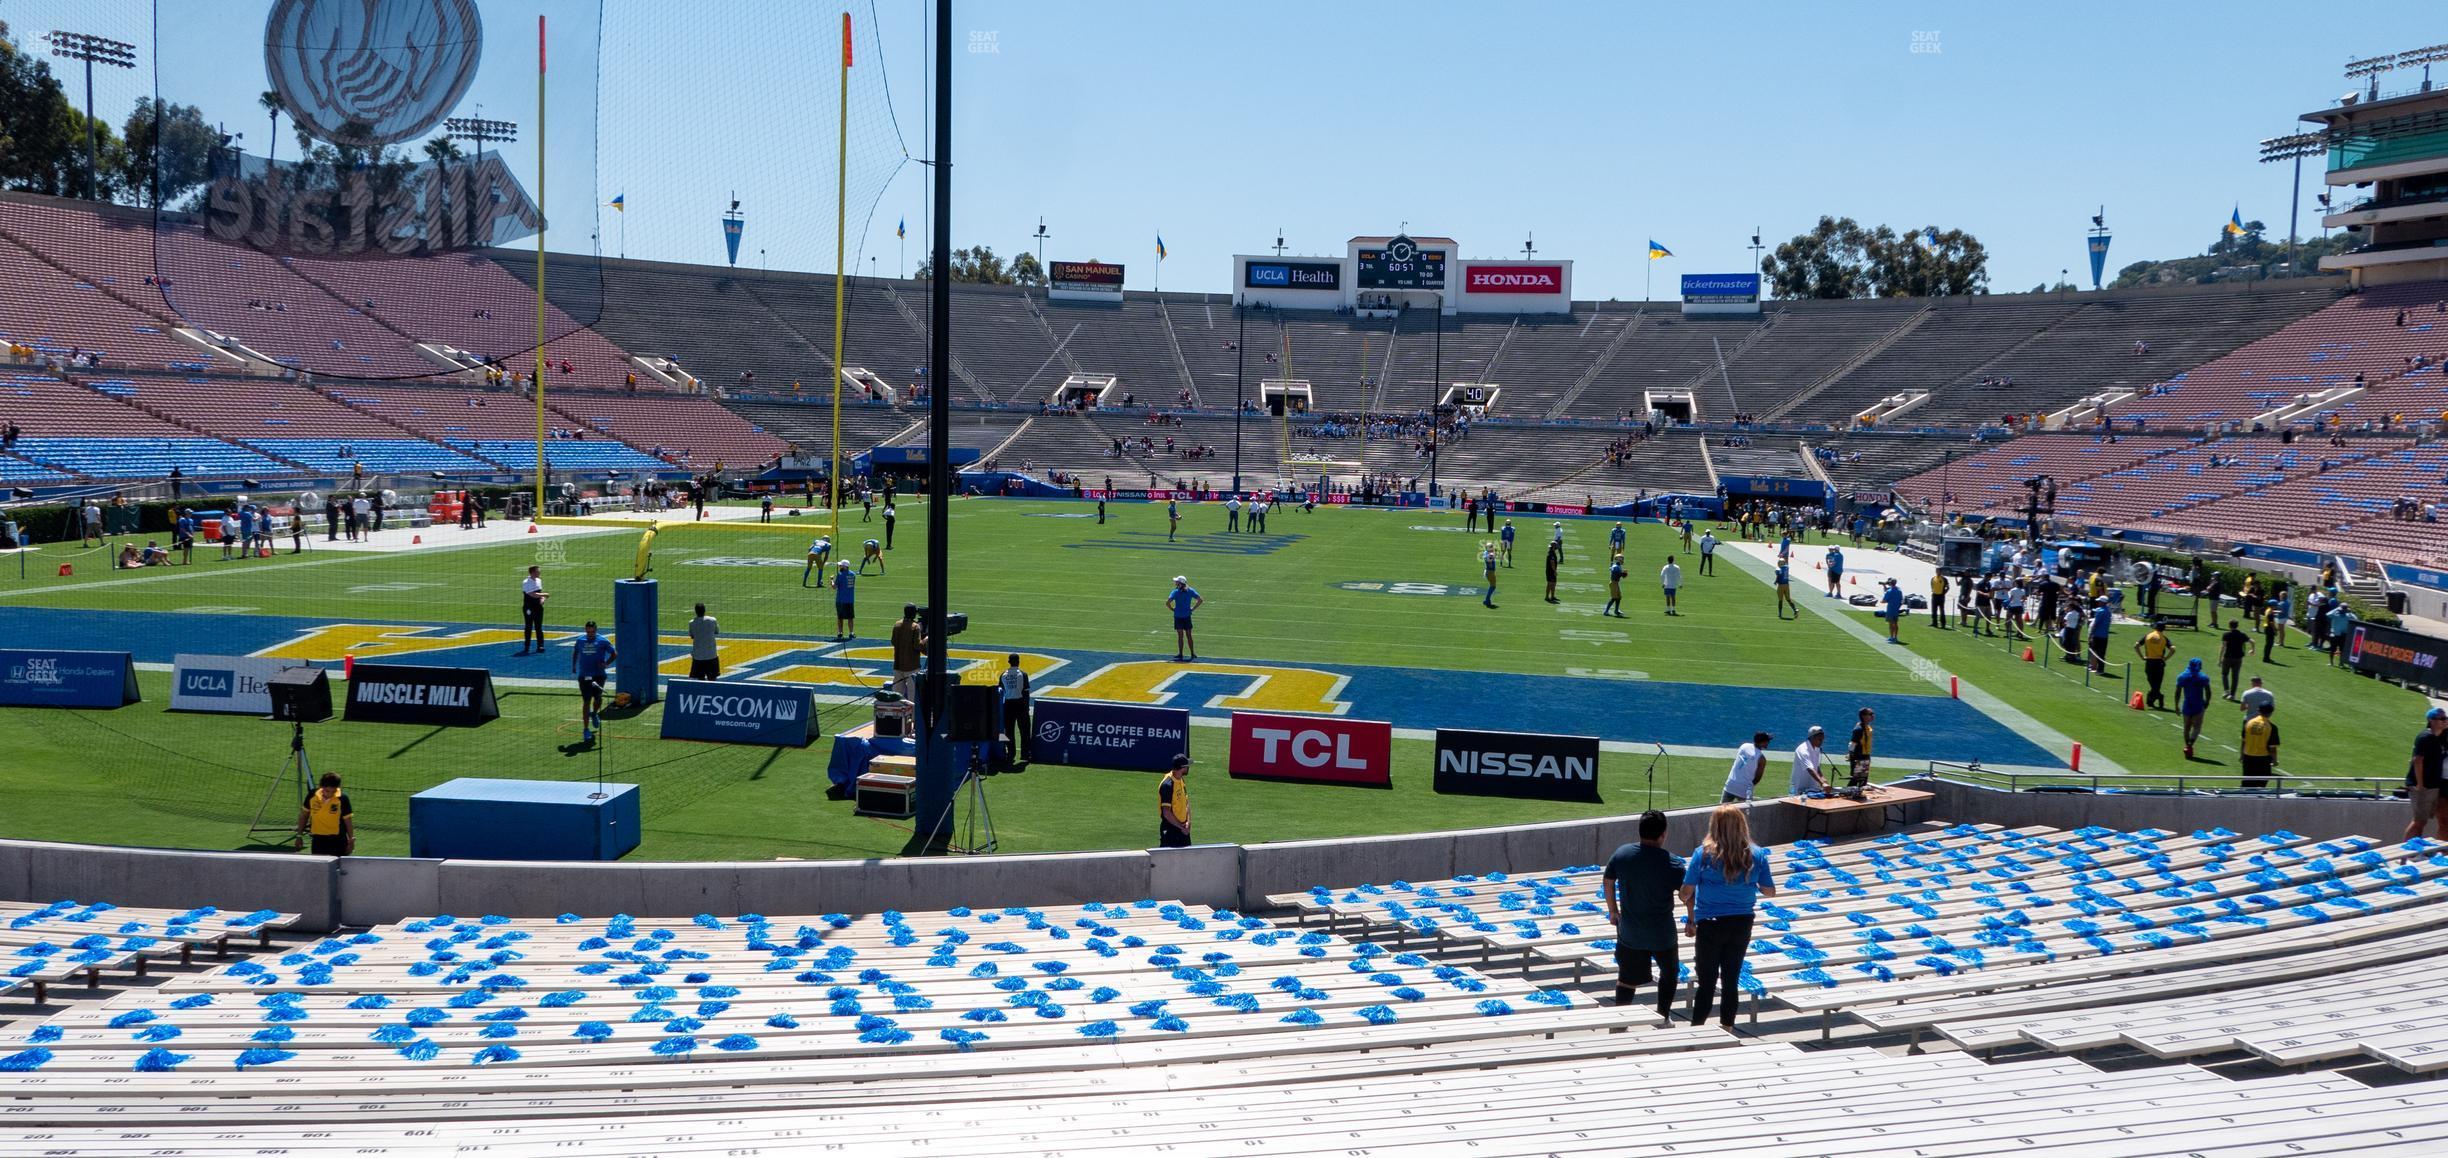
1355, 234, 1446, 289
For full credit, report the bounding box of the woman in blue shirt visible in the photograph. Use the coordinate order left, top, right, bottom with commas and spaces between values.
1680, 804, 1777, 1028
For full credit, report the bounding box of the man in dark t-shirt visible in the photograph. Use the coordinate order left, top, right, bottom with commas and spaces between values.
2408, 707, 2448, 842
1600, 810, 1684, 1018
2218, 622, 2250, 700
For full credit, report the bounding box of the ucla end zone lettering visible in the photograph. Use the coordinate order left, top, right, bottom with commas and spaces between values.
0, 607, 2062, 766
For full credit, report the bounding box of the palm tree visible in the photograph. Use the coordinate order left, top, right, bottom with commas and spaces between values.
258, 91, 283, 167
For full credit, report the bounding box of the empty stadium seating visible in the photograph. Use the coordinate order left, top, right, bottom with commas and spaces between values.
2111, 281, 2448, 427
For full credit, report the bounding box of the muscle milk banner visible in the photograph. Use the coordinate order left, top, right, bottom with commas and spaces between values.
1432, 728, 1601, 803
1228, 710, 1392, 788
0, 649, 139, 708
659, 678, 813, 747
1031, 699, 1189, 771
170, 654, 316, 715
344, 663, 500, 726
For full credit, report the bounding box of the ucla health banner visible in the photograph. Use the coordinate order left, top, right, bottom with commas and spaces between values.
1433, 728, 1601, 803
0, 649, 139, 708
344, 664, 500, 726
2087, 233, 2112, 290
1030, 699, 1189, 771
170, 654, 316, 715
660, 678, 813, 747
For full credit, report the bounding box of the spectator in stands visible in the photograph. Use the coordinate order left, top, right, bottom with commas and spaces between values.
1680, 805, 1776, 1029
2408, 708, 2448, 842
1601, 810, 1683, 1020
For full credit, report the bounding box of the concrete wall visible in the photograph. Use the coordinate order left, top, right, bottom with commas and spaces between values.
65, 775, 2437, 934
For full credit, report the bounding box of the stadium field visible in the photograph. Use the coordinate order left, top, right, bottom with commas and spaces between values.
0, 497, 2426, 859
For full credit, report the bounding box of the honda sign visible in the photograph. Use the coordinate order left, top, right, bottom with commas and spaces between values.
1463, 264, 1565, 294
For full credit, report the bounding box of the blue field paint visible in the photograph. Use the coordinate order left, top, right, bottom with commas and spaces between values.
0, 607, 2057, 766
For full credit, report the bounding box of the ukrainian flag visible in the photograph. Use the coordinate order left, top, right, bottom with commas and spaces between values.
606, 194, 624, 213
1647, 240, 1672, 260
896, 217, 905, 239
2224, 206, 2245, 237
1157, 234, 1168, 260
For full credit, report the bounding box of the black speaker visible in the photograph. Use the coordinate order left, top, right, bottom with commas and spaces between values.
948, 683, 999, 743
266, 667, 332, 723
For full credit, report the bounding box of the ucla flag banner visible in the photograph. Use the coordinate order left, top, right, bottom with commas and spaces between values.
2087, 233, 2112, 290
723, 217, 745, 266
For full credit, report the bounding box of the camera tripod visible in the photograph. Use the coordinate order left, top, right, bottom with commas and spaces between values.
248, 720, 315, 846
951, 747, 998, 854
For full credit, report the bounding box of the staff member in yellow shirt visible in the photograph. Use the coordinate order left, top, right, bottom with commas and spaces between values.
295, 772, 354, 856
2240, 703, 2280, 791
1158, 755, 1193, 848
2133, 622, 2173, 710
1929, 572, 1950, 629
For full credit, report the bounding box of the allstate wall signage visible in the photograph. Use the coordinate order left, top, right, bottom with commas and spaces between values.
1030, 699, 1190, 771
1681, 273, 1762, 316
1432, 728, 1601, 803
344, 663, 501, 726
1244, 261, 1343, 291
1228, 710, 1392, 788
2349, 622, 2447, 693
170, 654, 316, 715
0, 649, 139, 709
660, 678, 813, 747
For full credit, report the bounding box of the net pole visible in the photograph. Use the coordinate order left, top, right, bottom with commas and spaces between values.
532, 15, 549, 518
829, 12, 850, 525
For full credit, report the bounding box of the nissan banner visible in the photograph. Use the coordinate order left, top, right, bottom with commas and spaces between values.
1432, 728, 1602, 803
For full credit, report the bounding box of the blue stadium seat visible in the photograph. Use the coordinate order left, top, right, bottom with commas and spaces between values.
10, 438, 290, 480
449, 440, 667, 471
244, 439, 493, 473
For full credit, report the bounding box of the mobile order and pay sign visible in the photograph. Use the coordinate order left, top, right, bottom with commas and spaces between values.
343, 663, 501, 727
1228, 710, 1392, 788
659, 678, 813, 748
1031, 699, 1189, 772
1432, 727, 1602, 804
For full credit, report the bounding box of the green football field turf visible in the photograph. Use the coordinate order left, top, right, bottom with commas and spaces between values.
0, 498, 2429, 860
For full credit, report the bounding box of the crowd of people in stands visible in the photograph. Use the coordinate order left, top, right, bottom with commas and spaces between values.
2392, 496, 2442, 523
1603, 425, 1660, 468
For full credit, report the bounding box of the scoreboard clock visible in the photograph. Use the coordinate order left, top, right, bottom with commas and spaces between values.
1356, 234, 1446, 289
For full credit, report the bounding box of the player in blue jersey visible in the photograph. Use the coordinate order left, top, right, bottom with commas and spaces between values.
802, 536, 833, 586
1166, 576, 1203, 661
859, 537, 885, 574
1609, 521, 1626, 556
1481, 542, 1500, 609
1774, 561, 1797, 619
1604, 551, 1627, 617
571, 621, 617, 742
832, 561, 856, 639
1499, 520, 1516, 568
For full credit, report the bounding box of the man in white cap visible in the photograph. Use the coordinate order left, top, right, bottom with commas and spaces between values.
1790, 726, 1830, 796
1166, 576, 1202, 661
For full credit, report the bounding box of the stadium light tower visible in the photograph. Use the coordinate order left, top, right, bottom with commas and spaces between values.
2404, 43, 2448, 92
1749, 229, 1765, 298
42, 31, 137, 202
2343, 53, 2395, 102
1521, 233, 1536, 261
2259, 131, 2327, 275
443, 114, 519, 155
1272, 230, 1286, 258
1032, 217, 1049, 290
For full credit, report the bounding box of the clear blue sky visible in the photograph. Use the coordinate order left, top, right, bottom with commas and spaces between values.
11, 1, 2443, 298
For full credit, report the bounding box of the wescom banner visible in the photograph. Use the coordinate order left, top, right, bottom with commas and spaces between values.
660, 678, 814, 747
1432, 727, 1601, 803
1228, 711, 1392, 788
170, 653, 316, 715
1031, 699, 1189, 771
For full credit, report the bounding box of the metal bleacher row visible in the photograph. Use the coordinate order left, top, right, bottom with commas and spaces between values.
8, 823, 2448, 1154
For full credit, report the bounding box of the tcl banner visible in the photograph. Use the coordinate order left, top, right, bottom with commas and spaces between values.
1433, 728, 1601, 803
1464, 264, 1565, 294
1228, 711, 1392, 788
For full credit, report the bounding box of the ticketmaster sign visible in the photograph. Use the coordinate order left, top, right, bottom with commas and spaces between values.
660, 678, 813, 747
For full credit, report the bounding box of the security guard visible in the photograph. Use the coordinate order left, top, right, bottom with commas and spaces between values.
2240, 703, 2281, 791
1158, 755, 1193, 848
295, 772, 353, 856
2134, 621, 2174, 710
1929, 571, 1950, 629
